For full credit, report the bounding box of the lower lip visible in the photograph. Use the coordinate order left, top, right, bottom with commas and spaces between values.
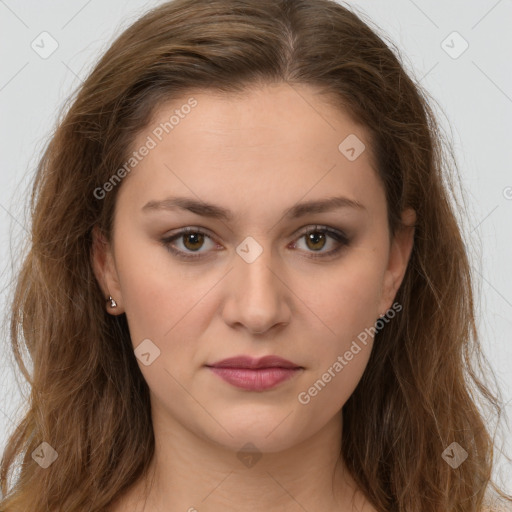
207, 366, 302, 391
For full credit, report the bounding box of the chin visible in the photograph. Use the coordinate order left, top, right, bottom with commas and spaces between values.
200, 414, 305, 454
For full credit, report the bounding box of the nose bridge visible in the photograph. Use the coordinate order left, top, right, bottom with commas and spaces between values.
240, 246, 277, 294
236, 236, 280, 304
223, 235, 289, 332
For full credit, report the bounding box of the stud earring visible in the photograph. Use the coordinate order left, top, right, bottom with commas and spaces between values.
107, 296, 117, 308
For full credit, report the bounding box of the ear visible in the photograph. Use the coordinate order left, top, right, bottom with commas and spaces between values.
91, 225, 124, 314
378, 208, 416, 315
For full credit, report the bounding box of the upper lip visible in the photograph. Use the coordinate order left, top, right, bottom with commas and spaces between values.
206, 355, 302, 369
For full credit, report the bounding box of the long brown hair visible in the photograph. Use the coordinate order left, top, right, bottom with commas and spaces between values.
1, 0, 510, 510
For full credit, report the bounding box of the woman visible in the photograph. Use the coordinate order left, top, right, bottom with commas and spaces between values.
1, 0, 510, 510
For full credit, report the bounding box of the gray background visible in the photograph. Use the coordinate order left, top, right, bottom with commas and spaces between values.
1, 0, 511, 494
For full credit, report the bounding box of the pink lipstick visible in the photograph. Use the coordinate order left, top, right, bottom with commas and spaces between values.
206, 355, 303, 391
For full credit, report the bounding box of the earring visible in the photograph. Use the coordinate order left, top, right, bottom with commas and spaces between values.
107, 296, 117, 308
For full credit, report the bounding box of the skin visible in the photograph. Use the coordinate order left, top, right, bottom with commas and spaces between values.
92, 82, 416, 512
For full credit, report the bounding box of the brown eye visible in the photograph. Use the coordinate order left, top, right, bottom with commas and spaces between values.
305, 231, 327, 251
182, 232, 205, 252
161, 225, 349, 261
293, 225, 350, 259
161, 227, 217, 260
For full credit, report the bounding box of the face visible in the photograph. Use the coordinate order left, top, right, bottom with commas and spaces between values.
93, 82, 415, 453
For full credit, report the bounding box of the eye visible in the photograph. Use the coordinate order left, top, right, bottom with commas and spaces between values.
161, 225, 350, 261
291, 225, 350, 259
161, 227, 218, 260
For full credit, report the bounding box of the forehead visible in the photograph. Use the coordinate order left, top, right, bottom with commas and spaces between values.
117, 82, 384, 221
147, 83, 368, 149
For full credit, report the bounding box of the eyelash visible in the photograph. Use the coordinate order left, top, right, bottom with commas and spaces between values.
161, 225, 350, 261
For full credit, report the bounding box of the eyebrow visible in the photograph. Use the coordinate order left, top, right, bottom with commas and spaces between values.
142, 195, 366, 221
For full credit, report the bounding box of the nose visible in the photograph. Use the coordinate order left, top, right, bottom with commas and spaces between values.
221, 248, 291, 336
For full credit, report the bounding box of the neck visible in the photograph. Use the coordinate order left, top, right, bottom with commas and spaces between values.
121, 407, 368, 512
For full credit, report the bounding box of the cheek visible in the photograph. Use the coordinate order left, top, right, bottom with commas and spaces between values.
298, 244, 385, 389
113, 233, 187, 344
115, 235, 220, 368
304, 344, 372, 403
295, 324, 373, 429
313, 250, 386, 331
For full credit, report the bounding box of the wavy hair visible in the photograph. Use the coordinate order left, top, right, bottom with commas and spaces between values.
1, 0, 511, 510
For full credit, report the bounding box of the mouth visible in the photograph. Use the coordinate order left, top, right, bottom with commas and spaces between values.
206, 366, 303, 391
205, 355, 304, 391
206, 354, 302, 370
